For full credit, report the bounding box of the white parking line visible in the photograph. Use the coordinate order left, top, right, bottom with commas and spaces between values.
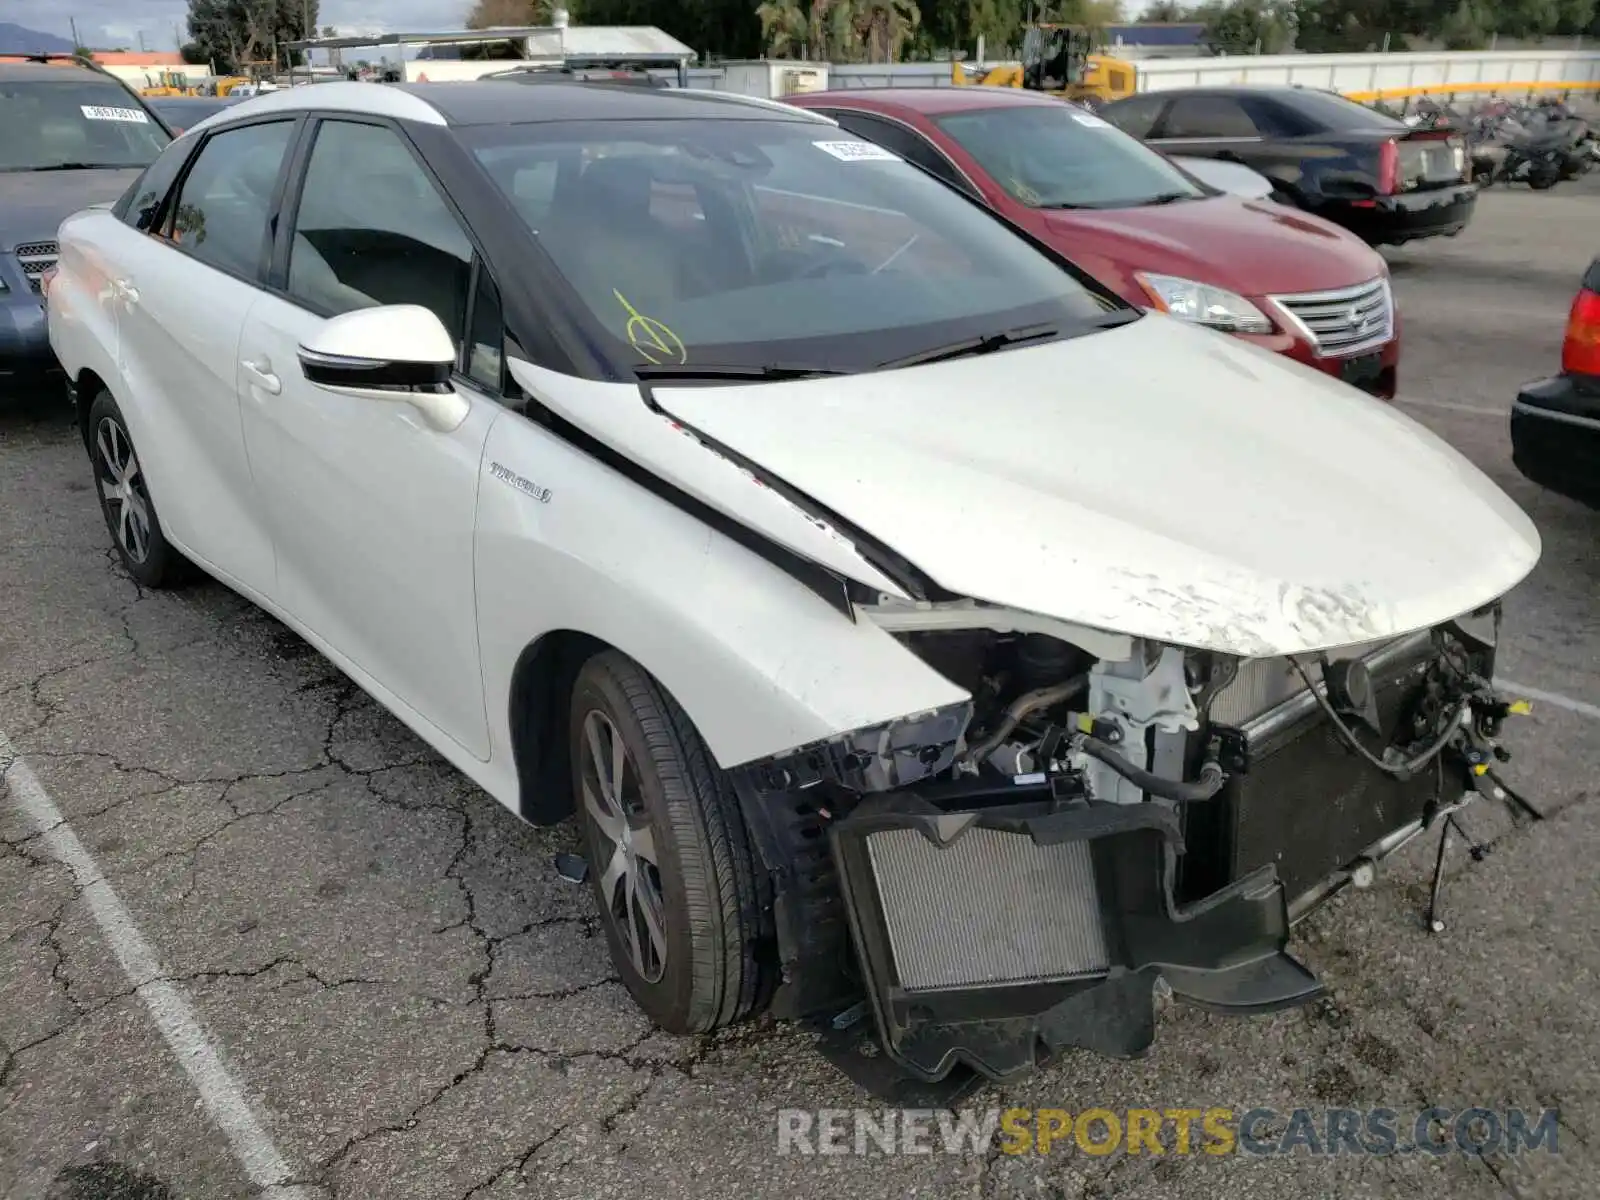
0, 733, 314, 1200
1497, 680, 1600, 723
1395, 396, 1503, 417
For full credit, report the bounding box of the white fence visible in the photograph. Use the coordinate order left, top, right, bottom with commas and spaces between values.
687, 50, 1600, 100
1134, 49, 1600, 97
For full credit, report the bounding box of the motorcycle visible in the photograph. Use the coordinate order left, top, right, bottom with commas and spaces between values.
1470, 106, 1568, 189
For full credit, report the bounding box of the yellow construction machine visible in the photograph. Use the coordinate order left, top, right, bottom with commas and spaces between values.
140, 69, 197, 96
951, 25, 1135, 105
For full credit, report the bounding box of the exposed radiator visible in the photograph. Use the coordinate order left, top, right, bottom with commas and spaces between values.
865, 826, 1108, 992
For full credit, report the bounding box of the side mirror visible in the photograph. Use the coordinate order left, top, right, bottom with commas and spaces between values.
298, 304, 468, 432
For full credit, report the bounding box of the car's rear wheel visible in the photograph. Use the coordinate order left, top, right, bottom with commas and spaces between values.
87, 390, 188, 589
569, 650, 771, 1034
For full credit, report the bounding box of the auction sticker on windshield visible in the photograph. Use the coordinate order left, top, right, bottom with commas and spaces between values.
1071, 112, 1111, 128
82, 105, 150, 123
814, 140, 901, 162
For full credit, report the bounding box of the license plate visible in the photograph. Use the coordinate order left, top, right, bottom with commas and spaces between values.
1340, 351, 1384, 392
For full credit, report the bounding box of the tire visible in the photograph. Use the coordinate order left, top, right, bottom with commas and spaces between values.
569, 650, 771, 1034
86, 390, 190, 589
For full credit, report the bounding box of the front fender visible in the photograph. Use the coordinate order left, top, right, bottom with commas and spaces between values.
475, 405, 968, 774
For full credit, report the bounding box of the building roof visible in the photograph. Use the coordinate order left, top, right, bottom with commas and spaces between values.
1103, 23, 1207, 47
285, 24, 695, 64
90, 51, 185, 66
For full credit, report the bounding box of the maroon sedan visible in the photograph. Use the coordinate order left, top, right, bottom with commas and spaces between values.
788, 88, 1400, 399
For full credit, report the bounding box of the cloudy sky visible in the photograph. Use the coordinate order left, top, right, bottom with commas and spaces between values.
3, 0, 474, 51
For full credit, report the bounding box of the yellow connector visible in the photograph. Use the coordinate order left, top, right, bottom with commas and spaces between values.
1508, 700, 1533, 716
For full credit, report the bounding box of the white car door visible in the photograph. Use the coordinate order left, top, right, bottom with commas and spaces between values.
110, 117, 299, 596
237, 117, 495, 761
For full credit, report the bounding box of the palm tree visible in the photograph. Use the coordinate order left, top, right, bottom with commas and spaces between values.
757, 0, 809, 55
819, 0, 859, 60
855, 0, 920, 62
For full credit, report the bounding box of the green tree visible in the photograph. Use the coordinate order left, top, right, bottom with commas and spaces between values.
465, 0, 568, 25
577, 0, 763, 57
917, 0, 1027, 57
1195, 0, 1293, 52
1140, 0, 1193, 18
1437, 0, 1488, 46
1299, 0, 1414, 52
756, 0, 810, 53
185, 0, 320, 73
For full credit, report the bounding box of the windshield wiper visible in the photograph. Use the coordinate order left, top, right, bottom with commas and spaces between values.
877, 323, 1063, 370
632, 363, 847, 382
1139, 191, 1197, 206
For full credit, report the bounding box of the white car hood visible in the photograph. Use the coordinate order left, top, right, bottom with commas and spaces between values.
651, 315, 1541, 658
1168, 155, 1276, 200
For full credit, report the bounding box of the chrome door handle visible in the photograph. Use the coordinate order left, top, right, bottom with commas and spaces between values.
114, 278, 140, 304
241, 359, 282, 395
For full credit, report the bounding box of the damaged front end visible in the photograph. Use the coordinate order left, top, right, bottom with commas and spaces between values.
730, 603, 1526, 1086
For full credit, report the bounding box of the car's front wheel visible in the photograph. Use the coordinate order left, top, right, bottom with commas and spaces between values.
87, 390, 189, 589
569, 650, 771, 1034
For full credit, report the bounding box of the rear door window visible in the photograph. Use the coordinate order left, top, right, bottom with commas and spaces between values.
166, 119, 296, 279
1160, 96, 1262, 139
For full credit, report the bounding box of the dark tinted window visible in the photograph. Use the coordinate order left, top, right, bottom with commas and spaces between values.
465, 263, 505, 391
1162, 95, 1261, 139
168, 120, 295, 278
1100, 93, 1167, 139
935, 104, 1204, 209
148, 97, 240, 131
0, 77, 169, 171
466, 118, 1118, 375
829, 110, 977, 197
287, 120, 474, 344
1280, 88, 1408, 133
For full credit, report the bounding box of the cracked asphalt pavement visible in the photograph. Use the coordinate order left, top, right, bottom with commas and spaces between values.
3, 181, 1599, 1200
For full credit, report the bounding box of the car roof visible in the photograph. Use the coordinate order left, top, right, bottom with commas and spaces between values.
790, 87, 1068, 116
1112, 84, 1304, 100
0, 61, 108, 84
212, 79, 837, 129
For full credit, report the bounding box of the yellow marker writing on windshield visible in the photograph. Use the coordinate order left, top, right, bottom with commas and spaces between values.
614, 289, 686, 366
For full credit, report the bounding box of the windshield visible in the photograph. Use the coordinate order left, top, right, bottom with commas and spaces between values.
934, 103, 1208, 210
149, 98, 235, 125
0, 78, 170, 171
465, 117, 1122, 374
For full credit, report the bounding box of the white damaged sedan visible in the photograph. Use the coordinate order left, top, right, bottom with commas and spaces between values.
48, 81, 1540, 1086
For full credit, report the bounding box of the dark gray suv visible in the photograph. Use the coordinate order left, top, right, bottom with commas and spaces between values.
1, 56, 171, 382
